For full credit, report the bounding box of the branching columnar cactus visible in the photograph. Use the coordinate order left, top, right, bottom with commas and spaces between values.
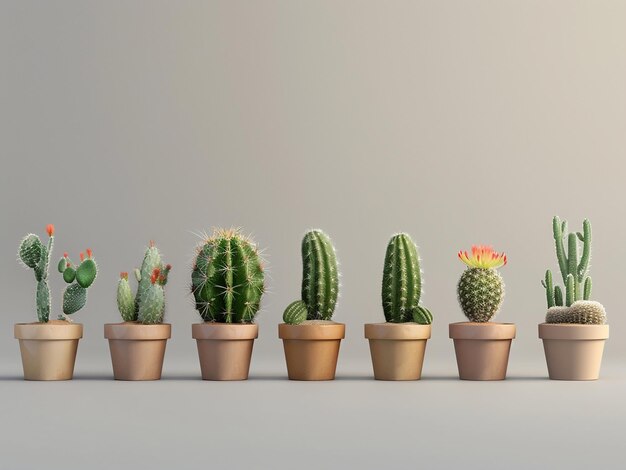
117, 242, 171, 324
542, 217, 606, 324
191, 228, 265, 323
283, 229, 339, 325
457, 245, 507, 322
382, 233, 432, 324
18, 224, 98, 322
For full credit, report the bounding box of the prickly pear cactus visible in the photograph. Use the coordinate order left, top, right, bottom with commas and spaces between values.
58, 249, 98, 317
116, 242, 171, 324
381, 233, 432, 324
457, 246, 507, 322
191, 228, 265, 323
546, 300, 606, 325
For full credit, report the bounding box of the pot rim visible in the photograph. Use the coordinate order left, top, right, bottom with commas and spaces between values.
449, 321, 516, 340
14, 322, 83, 340
279, 322, 345, 340
538, 322, 609, 340
364, 322, 431, 340
192, 322, 258, 340
104, 322, 172, 340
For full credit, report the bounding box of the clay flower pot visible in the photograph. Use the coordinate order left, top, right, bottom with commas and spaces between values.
192, 323, 258, 380
104, 322, 171, 380
449, 322, 516, 380
539, 323, 609, 380
279, 321, 345, 380
14, 320, 83, 381
364, 323, 431, 380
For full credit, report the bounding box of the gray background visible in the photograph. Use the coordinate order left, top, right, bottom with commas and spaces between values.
1, 1, 624, 469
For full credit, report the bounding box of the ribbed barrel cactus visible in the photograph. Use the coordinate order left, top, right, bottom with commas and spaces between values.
457, 245, 507, 322
117, 241, 171, 324
283, 229, 339, 325
191, 228, 265, 323
542, 217, 606, 324
18, 224, 98, 322
382, 233, 432, 324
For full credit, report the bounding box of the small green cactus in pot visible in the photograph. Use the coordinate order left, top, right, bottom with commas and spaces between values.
116, 241, 171, 324
18, 224, 98, 322
457, 245, 507, 322
381, 233, 432, 324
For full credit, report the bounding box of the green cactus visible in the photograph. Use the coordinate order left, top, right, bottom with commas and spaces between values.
191, 228, 265, 323
18, 225, 97, 322
116, 242, 171, 324
543, 217, 606, 324
283, 300, 308, 325
457, 246, 507, 322
381, 233, 432, 324
301, 230, 339, 320
545, 301, 606, 325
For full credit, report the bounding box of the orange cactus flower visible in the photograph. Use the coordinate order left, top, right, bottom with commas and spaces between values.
79, 252, 85, 262
63, 252, 68, 258
458, 245, 507, 269
46, 224, 55, 236
120, 272, 128, 280
150, 267, 161, 284
86, 248, 93, 259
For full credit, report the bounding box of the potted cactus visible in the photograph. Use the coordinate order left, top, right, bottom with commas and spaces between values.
364, 233, 433, 380
190, 228, 265, 380
279, 229, 344, 380
105, 241, 172, 380
15, 225, 98, 380
449, 245, 515, 380
539, 217, 609, 380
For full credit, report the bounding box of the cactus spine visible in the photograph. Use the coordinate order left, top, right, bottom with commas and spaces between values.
542, 217, 606, 324
457, 246, 507, 322
381, 233, 432, 324
18, 225, 97, 322
283, 229, 339, 324
116, 242, 171, 324
191, 228, 265, 323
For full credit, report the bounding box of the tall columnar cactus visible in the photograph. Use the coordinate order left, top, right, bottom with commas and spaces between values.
18, 225, 97, 322
457, 245, 507, 322
381, 233, 432, 324
542, 217, 606, 324
283, 229, 339, 324
117, 242, 171, 324
191, 228, 265, 323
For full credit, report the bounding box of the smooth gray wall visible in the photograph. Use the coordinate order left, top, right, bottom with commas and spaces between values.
1, 0, 625, 372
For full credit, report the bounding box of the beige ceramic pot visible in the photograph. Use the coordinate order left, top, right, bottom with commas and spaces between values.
279, 321, 345, 380
104, 322, 171, 380
539, 323, 609, 380
14, 320, 83, 381
192, 322, 258, 380
364, 323, 431, 380
449, 322, 516, 380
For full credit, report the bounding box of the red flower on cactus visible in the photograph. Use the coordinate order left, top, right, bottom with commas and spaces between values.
80, 252, 85, 262
46, 224, 55, 236
150, 267, 161, 284
86, 248, 93, 259
458, 245, 507, 269
120, 272, 128, 280
63, 252, 68, 258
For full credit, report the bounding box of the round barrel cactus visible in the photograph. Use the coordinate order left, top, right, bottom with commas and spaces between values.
191, 228, 265, 323
457, 245, 507, 322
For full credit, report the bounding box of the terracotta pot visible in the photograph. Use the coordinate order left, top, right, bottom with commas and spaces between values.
364, 323, 431, 380
14, 320, 83, 381
449, 322, 516, 380
192, 323, 258, 380
539, 323, 609, 380
104, 322, 171, 380
279, 321, 345, 380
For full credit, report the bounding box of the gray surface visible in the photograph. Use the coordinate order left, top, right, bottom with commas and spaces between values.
1, 1, 625, 468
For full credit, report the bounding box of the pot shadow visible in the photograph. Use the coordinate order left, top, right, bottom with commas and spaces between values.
0, 375, 25, 381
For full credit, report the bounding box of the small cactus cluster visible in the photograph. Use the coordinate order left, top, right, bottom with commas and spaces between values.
283, 229, 339, 325
18, 224, 97, 322
191, 228, 265, 323
117, 242, 171, 324
381, 233, 432, 324
457, 245, 507, 322
542, 217, 606, 324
